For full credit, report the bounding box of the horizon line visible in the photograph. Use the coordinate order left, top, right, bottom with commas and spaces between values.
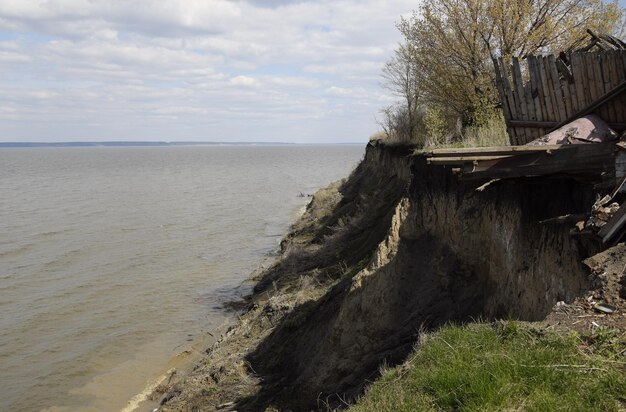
0, 141, 364, 148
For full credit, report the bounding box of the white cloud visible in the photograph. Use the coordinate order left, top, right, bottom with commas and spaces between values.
0, 0, 415, 142
229, 75, 258, 87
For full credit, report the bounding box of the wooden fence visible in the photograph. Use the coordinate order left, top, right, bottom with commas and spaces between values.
494, 50, 626, 145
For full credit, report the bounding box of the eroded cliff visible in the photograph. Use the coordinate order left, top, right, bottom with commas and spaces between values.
159, 143, 607, 411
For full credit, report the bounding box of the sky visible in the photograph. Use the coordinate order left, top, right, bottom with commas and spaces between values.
0, 0, 417, 143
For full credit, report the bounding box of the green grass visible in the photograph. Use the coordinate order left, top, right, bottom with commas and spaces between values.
349, 322, 626, 412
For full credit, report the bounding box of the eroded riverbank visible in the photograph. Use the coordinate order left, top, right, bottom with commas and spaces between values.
155, 143, 626, 411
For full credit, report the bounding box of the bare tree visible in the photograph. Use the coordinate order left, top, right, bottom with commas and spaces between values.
380, 45, 425, 144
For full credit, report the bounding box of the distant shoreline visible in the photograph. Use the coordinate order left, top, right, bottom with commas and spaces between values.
0, 141, 362, 148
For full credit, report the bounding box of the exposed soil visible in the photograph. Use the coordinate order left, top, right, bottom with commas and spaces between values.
155, 143, 626, 412
540, 244, 626, 333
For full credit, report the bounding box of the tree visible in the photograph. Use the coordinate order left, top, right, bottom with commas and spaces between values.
380, 45, 423, 143
398, 0, 623, 125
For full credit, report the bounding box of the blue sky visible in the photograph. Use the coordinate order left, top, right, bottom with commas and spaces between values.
0, 0, 415, 143
0, 1, 624, 143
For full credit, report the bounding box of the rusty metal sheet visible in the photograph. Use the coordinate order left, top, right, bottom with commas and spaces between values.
527, 114, 618, 145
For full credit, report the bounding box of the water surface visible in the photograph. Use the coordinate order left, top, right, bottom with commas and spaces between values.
0, 145, 363, 411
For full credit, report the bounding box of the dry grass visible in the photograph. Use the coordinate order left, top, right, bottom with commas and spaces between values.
460, 114, 509, 147
371, 114, 509, 149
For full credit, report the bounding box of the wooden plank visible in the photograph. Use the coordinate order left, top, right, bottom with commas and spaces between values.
613, 50, 625, 119
616, 51, 626, 119
610, 51, 623, 121
524, 83, 538, 133
512, 57, 531, 144
571, 53, 588, 112
424, 144, 594, 157
593, 52, 608, 119
528, 56, 547, 122
548, 55, 568, 120
566, 55, 578, 113
594, 52, 610, 120
609, 50, 626, 122
569, 82, 579, 114
556, 58, 575, 83
561, 74, 573, 117
538, 57, 556, 122
500, 58, 521, 144
601, 51, 617, 122
493, 58, 511, 121
427, 155, 512, 165
493, 58, 516, 145
581, 53, 594, 107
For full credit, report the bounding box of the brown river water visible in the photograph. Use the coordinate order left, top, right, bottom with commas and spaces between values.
0, 144, 363, 411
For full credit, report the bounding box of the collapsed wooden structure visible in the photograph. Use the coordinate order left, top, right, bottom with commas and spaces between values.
494, 30, 626, 145
421, 33, 626, 245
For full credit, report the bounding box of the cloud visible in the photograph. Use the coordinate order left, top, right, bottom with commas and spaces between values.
0, 0, 415, 142
229, 75, 258, 87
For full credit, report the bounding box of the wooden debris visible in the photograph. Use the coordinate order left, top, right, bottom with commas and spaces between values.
539, 214, 589, 225
422, 143, 617, 181
598, 200, 626, 245
495, 44, 626, 145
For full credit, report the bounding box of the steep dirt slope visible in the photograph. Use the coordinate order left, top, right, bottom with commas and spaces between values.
159, 144, 607, 412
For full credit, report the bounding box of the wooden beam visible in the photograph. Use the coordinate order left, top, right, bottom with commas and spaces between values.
459, 143, 616, 180
420, 144, 586, 158
427, 155, 512, 165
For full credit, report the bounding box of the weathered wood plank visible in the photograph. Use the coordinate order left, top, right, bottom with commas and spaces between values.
581, 53, 593, 105
601, 51, 617, 122
571, 53, 588, 112
594, 52, 610, 120
499, 58, 521, 144
423, 144, 599, 157
538, 57, 556, 122
528, 56, 547, 122
569, 82, 579, 114
512, 57, 531, 143
589, 52, 603, 118
561, 74, 573, 117
606, 50, 619, 123
548, 55, 568, 120
616, 50, 626, 119
427, 155, 512, 165
493, 58, 516, 144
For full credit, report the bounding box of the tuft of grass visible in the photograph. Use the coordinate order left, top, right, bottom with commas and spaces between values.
461, 114, 509, 147
350, 322, 626, 412
423, 114, 509, 149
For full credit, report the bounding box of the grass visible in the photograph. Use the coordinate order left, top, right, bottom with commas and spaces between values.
349, 322, 626, 412
459, 115, 509, 147
371, 114, 509, 149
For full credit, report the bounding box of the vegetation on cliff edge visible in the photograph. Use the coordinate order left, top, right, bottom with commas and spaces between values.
350, 322, 626, 412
